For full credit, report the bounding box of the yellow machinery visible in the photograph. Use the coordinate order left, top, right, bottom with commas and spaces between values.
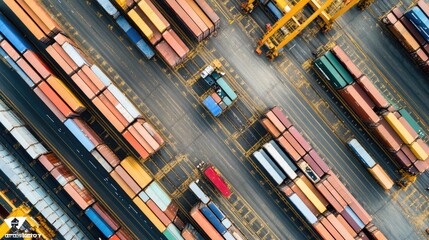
242, 0, 375, 59
0, 191, 55, 239
396, 170, 417, 190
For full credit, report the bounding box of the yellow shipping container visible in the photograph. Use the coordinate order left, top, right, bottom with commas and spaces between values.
127, 9, 153, 39
275, 0, 288, 13
137, 1, 167, 33
121, 156, 153, 188
409, 141, 428, 160
368, 164, 394, 190
132, 197, 166, 232
294, 178, 327, 213
115, 0, 127, 10
46, 76, 85, 113
383, 113, 415, 145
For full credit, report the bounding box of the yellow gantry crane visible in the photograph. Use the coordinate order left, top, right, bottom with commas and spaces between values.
242, 0, 375, 59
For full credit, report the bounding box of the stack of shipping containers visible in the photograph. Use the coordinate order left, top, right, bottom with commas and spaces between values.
313, 45, 429, 175
254, 106, 388, 240
383, 0, 429, 73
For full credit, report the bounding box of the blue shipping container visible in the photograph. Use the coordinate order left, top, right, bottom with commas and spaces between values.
0, 14, 32, 53
288, 193, 317, 224
116, 16, 131, 32
405, 7, 429, 42
208, 202, 226, 221
64, 119, 95, 151
85, 207, 114, 238
347, 139, 376, 168
200, 205, 228, 235
96, 0, 119, 19
222, 96, 232, 106
136, 39, 155, 59
267, 2, 283, 20
203, 96, 222, 117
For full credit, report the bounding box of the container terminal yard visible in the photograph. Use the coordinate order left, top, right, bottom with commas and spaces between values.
0, 0, 428, 239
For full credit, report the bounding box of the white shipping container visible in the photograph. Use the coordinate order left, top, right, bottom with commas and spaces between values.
115, 103, 134, 123
189, 181, 210, 204
0, 100, 9, 111
222, 218, 232, 229
91, 149, 113, 173
56, 175, 68, 187
62, 42, 87, 67
108, 85, 141, 119
26, 143, 48, 159
288, 193, 317, 224
252, 150, 285, 185
90, 65, 112, 87
138, 191, 150, 202
10, 126, 39, 149
263, 142, 298, 180
96, 0, 120, 18
0, 111, 24, 131
223, 232, 236, 240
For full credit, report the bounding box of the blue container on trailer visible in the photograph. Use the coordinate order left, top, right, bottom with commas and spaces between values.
203, 96, 222, 117
64, 119, 95, 151
217, 78, 237, 101
405, 7, 429, 42
126, 28, 142, 43
344, 206, 365, 228
0, 14, 32, 53
207, 202, 226, 221
267, 2, 283, 20
85, 207, 114, 238
116, 16, 131, 32
136, 39, 155, 59
347, 139, 376, 168
199, 205, 228, 235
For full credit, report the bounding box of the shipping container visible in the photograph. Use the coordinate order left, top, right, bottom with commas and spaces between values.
71, 73, 96, 100
302, 154, 324, 178
110, 169, 136, 198
347, 139, 377, 168
96, 144, 120, 167
91, 149, 113, 172
21, 0, 62, 35
288, 126, 312, 152
64, 119, 96, 151
409, 141, 428, 160
155, 40, 181, 68
115, 165, 142, 195
47, 76, 86, 113
372, 119, 403, 152
132, 197, 167, 232
368, 164, 394, 190
142, 121, 164, 146
314, 55, 348, 90
107, 85, 141, 119
399, 109, 423, 137
288, 182, 319, 216
75, 69, 99, 99
194, 0, 221, 29
294, 177, 327, 213
199, 203, 227, 235
271, 106, 292, 129
207, 202, 226, 221
261, 118, 281, 137
270, 140, 297, 171
61, 42, 87, 67
0, 13, 32, 53
189, 206, 223, 240
50, 43, 79, 74
128, 8, 153, 39
0, 110, 24, 131
182, 223, 204, 240
1, 39, 20, 61
404, 7, 429, 42
120, 156, 152, 189
72, 118, 103, 147
387, 21, 420, 52
96, 0, 120, 18
144, 181, 172, 211
400, 16, 427, 46
85, 207, 114, 238
265, 111, 286, 133
23, 50, 51, 79
283, 131, 306, 157
93, 96, 126, 132
383, 112, 415, 144
162, 29, 189, 59
164, 201, 179, 221
162, 0, 203, 41
276, 135, 301, 161
163, 223, 184, 240
33, 85, 67, 121
287, 193, 318, 224
186, 0, 215, 34
398, 116, 419, 140
313, 222, 334, 240
216, 78, 237, 101
176, 0, 210, 37
324, 51, 354, 85
331, 46, 363, 79
189, 181, 210, 204
297, 161, 320, 183
91, 202, 120, 231
138, 0, 169, 33
316, 181, 345, 213
263, 142, 298, 180
127, 124, 154, 154
38, 153, 61, 171
63, 183, 93, 210
356, 76, 390, 109
203, 165, 231, 198
133, 120, 160, 151
122, 130, 150, 159
147, 199, 171, 226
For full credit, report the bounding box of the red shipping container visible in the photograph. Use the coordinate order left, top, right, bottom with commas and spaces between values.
308, 150, 330, 173
204, 165, 231, 198
356, 76, 390, 109
322, 179, 347, 209
271, 106, 292, 129
37, 81, 75, 118
155, 40, 180, 68
277, 136, 300, 161
173, 216, 185, 231
162, 29, 189, 59
115, 228, 132, 240
354, 83, 376, 110
394, 149, 413, 168
127, 125, 155, 154
164, 201, 179, 221
63, 183, 92, 210
331, 46, 363, 79
99, 93, 130, 127
401, 145, 417, 163
33, 87, 67, 122
399, 16, 426, 46
122, 130, 150, 159
320, 217, 343, 240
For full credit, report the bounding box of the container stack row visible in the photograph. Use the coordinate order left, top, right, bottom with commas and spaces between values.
313, 45, 429, 174
256, 106, 387, 240
2, 0, 165, 161
95, 0, 155, 59
383, 0, 429, 73
188, 181, 245, 240
111, 0, 191, 67
200, 64, 238, 117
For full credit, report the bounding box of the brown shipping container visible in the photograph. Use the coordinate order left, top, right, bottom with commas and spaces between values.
69, 180, 93, 202
127, 125, 155, 154
115, 228, 132, 240
289, 182, 320, 216
33, 87, 67, 122
16, 58, 42, 85
147, 199, 171, 226
265, 111, 286, 133
303, 154, 324, 177
388, 21, 420, 52
356, 76, 390, 108
185, 0, 214, 33
338, 84, 380, 126
142, 122, 165, 146
114, 165, 141, 195
277, 136, 301, 161
165, 0, 203, 41
46, 45, 74, 75
99, 93, 130, 127
96, 144, 120, 167
354, 83, 376, 110
22, 0, 62, 34
173, 216, 185, 231
211, 92, 221, 103
384, 12, 397, 25
162, 29, 189, 59
326, 174, 352, 205
313, 222, 334, 240
278, 183, 293, 196
261, 118, 281, 138
176, 0, 210, 38
37, 81, 74, 118
372, 119, 403, 152
46, 76, 86, 113
337, 214, 357, 237
190, 206, 223, 240
1, 40, 20, 61
23, 50, 52, 79
92, 202, 120, 231
340, 209, 362, 232
63, 183, 92, 210
322, 179, 348, 209
135, 7, 162, 45
72, 118, 103, 147
400, 16, 427, 46
368, 164, 394, 190
300, 174, 329, 206
401, 144, 418, 163
155, 40, 181, 67
308, 150, 330, 173
413, 157, 429, 173
283, 131, 306, 157
326, 213, 354, 240
331, 46, 363, 79
133, 121, 160, 151
71, 73, 96, 100
51, 165, 75, 183
395, 149, 413, 168
122, 130, 150, 159
52, 43, 79, 73
164, 201, 179, 221
289, 126, 312, 152
4, 0, 47, 42
349, 202, 372, 225
320, 217, 343, 240
110, 169, 136, 198
271, 106, 292, 129
418, 0, 429, 17
392, 7, 403, 19
38, 153, 61, 171
92, 96, 126, 132
316, 182, 344, 213
194, 0, 221, 29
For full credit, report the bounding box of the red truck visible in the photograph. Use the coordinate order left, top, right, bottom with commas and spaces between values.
201, 164, 231, 198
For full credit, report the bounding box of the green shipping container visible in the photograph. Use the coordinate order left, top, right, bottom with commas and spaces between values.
217, 78, 237, 101
314, 56, 347, 90
325, 51, 354, 85
399, 109, 424, 137
163, 224, 184, 240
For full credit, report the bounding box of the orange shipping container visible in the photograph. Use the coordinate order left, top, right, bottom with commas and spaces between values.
33, 87, 67, 122
321, 179, 347, 209
23, 50, 52, 79
388, 21, 420, 52
76, 69, 99, 97
46, 76, 86, 113
164, 0, 203, 41
320, 217, 343, 240
133, 121, 160, 151
127, 125, 154, 155
276, 135, 301, 161
96, 144, 120, 167
98, 93, 129, 127
326, 213, 354, 240
162, 29, 189, 59
194, 0, 221, 29
71, 73, 96, 100
316, 182, 344, 213
16, 0, 51, 35
36, 81, 74, 118
21, 0, 62, 35
189, 206, 223, 240
147, 199, 170, 226
265, 111, 286, 133
114, 165, 141, 194
184, 0, 214, 33
46, 45, 74, 75
110, 169, 137, 198
81, 65, 106, 91
92, 96, 126, 132
336, 214, 357, 237
122, 130, 150, 159
368, 164, 394, 190
16, 58, 42, 85
1, 40, 20, 61
283, 131, 306, 157
313, 221, 334, 240
176, 0, 209, 38
52, 42, 79, 72
63, 183, 92, 210
261, 117, 281, 138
